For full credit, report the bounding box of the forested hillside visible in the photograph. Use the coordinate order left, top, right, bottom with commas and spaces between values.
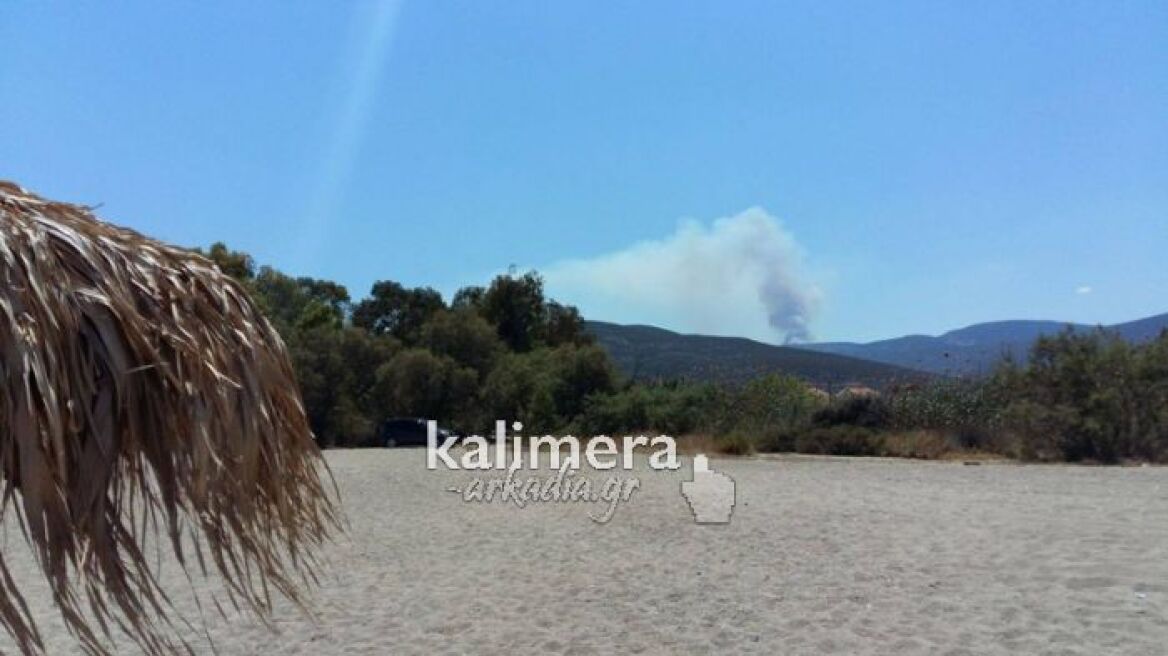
586, 320, 927, 388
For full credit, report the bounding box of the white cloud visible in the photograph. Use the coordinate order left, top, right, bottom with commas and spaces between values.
544, 208, 822, 344
1076, 285, 1093, 295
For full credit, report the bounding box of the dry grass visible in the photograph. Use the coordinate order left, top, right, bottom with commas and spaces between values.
881, 430, 1012, 462
0, 182, 339, 655
878, 430, 953, 460
678, 429, 1011, 462
675, 433, 755, 456
674, 434, 721, 455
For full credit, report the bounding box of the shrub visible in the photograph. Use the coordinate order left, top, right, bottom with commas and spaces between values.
715, 432, 756, 456
756, 427, 798, 453
575, 381, 726, 436
812, 395, 890, 430
734, 374, 824, 434
887, 379, 1001, 436
993, 328, 1168, 462
794, 425, 884, 456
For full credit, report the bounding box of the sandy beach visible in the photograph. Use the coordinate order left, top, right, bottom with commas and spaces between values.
4, 449, 1168, 655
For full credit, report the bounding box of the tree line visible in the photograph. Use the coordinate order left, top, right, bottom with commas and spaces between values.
201, 243, 1168, 462
200, 243, 617, 446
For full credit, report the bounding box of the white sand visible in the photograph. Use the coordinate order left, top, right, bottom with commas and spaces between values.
4, 450, 1168, 655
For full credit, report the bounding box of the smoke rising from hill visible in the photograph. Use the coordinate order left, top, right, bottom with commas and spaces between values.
545, 208, 821, 344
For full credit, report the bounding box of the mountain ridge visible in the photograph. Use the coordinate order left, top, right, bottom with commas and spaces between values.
584, 320, 928, 389
799, 313, 1168, 375
586, 312, 1168, 383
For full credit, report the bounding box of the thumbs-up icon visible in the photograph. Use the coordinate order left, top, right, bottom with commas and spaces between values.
680, 454, 736, 524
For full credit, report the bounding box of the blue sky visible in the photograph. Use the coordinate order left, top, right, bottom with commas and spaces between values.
2, 1, 1165, 343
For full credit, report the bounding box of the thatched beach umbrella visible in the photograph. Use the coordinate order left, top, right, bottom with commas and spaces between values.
0, 181, 339, 654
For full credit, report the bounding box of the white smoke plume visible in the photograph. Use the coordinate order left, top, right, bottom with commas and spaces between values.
544, 208, 821, 344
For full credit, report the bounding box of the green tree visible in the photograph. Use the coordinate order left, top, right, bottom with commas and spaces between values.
996, 328, 1155, 462
548, 343, 617, 420
250, 266, 351, 332
735, 373, 822, 435
288, 325, 349, 446
481, 351, 549, 427
352, 280, 445, 344
480, 271, 546, 352
374, 348, 478, 425
543, 301, 592, 347
419, 308, 504, 379
451, 285, 485, 311
200, 241, 256, 281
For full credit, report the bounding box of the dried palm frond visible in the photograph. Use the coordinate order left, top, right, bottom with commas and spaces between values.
0, 181, 340, 654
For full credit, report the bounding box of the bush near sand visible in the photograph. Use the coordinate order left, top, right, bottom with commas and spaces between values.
680, 331, 1168, 463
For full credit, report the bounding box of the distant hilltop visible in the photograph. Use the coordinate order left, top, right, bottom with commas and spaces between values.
584, 321, 927, 389
798, 312, 1168, 375
586, 311, 1168, 385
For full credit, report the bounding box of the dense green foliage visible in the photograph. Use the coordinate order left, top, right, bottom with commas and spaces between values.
996, 329, 1168, 461
575, 326, 1168, 462
771, 329, 1168, 462
198, 243, 607, 446
199, 243, 1167, 461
